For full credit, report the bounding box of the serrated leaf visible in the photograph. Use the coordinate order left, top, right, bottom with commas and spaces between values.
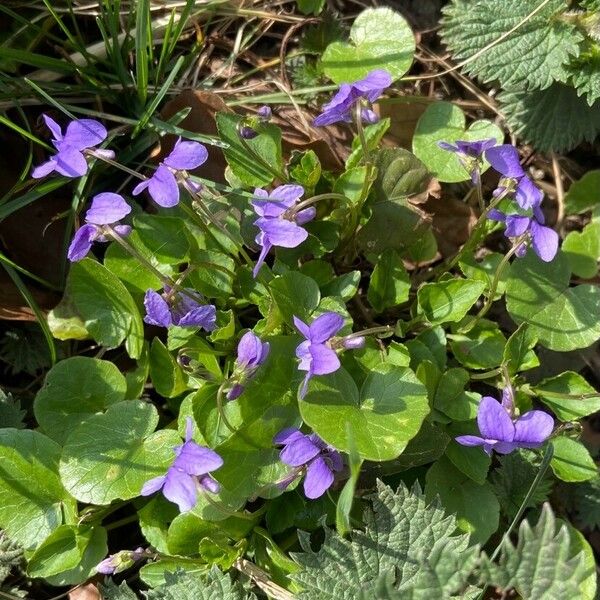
506, 251, 600, 351
0, 531, 22, 586
0, 390, 25, 429
322, 7, 415, 83
441, 0, 582, 91
144, 567, 256, 600
101, 580, 140, 600
498, 83, 600, 152
291, 480, 481, 599
483, 504, 593, 599
564, 476, 600, 529
568, 49, 600, 105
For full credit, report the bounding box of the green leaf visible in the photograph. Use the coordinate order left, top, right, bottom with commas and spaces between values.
506, 251, 600, 351
441, 0, 582, 91
333, 166, 370, 205
290, 150, 321, 191
490, 451, 553, 519
460, 252, 508, 300
562, 221, 600, 279
568, 50, 600, 105
216, 113, 283, 187
300, 365, 429, 461
367, 249, 410, 312
564, 170, 600, 215
321, 271, 360, 301
346, 118, 390, 169
434, 368, 480, 421
149, 338, 189, 398
291, 480, 481, 598
27, 524, 107, 585
412, 101, 503, 182
269, 271, 321, 323
425, 456, 499, 544
483, 504, 592, 599
335, 425, 362, 536
133, 215, 191, 264
0, 429, 76, 549
34, 357, 127, 444
418, 278, 486, 325
445, 441, 491, 485
498, 83, 600, 153
297, 0, 325, 15
321, 7, 415, 83
564, 522, 598, 600
551, 437, 597, 482
564, 476, 600, 529
144, 567, 256, 600
139, 496, 178, 554
0, 389, 25, 429
189, 250, 235, 299
67, 259, 144, 358
503, 323, 539, 375
533, 371, 600, 421
100, 581, 139, 600
59, 401, 181, 504
449, 320, 506, 370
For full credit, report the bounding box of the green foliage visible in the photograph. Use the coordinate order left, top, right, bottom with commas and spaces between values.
564, 476, 600, 529
562, 221, 600, 279
412, 102, 503, 182
565, 170, 600, 214
533, 371, 600, 420
367, 250, 410, 312
0, 390, 25, 430
550, 437, 597, 482
417, 279, 486, 325
291, 480, 481, 599
321, 8, 415, 83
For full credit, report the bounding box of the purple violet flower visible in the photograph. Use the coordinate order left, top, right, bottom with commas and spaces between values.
67, 192, 132, 262
274, 428, 343, 499
226, 331, 270, 400
257, 105, 272, 120
96, 547, 144, 575
456, 394, 553, 456
438, 138, 497, 184
251, 185, 316, 278
141, 417, 223, 512
132, 137, 208, 208
144, 287, 217, 330
488, 205, 559, 262
485, 145, 543, 210
293, 312, 345, 398
32, 115, 112, 179
313, 69, 392, 127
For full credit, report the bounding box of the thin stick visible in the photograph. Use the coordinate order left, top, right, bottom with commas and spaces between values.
233, 558, 296, 600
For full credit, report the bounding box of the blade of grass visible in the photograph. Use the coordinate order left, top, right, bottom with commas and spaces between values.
23, 78, 77, 119
156, 0, 196, 80
0, 178, 69, 219
0, 261, 57, 365
0, 114, 52, 151
0, 250, 62, 292
0, 48, 75, 74
135, 0, 152, 105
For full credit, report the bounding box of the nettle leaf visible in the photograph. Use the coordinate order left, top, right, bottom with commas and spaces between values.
67, 258, 144, 358
565, 475, 600, 529
441, 0, 582, 91
562, 221, 600, 279
417, 279, 486, 325
498, 83, 600, 152
26, 524, 107, 585
300, 365, 429, 461
565, 170, 600, 215
551, 437, 597, 482
0, 429, 76, 550
412, 101, 503, 182
483, 504, 593, 599
144, 567, 256, 600
291, 480, 481, 599
425, 456, 499, 544
321, 7, 415, 83
0, 389, 25, 429
533, 371, 600, 421
506, 251, 600, 351
34, 357, 127, 444
568, 50, 600, 105
101, 581, 139, 600
490, 451, 553, 520
59, 401, 181, 505
367, 249, 410, 313
216, 113, 282, 188
0, 531, 22, 586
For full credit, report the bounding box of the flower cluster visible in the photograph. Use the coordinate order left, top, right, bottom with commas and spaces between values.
144, 287, 216, 330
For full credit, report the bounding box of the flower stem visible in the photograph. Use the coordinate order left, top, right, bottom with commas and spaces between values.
291, 192, 348, 215
348, 325, 394, 339
86, 149, 145, 180
354, 101, 370, 163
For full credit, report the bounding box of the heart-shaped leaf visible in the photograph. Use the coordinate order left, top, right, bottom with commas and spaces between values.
299, 365, 429, 461
322, 7, 415, 83
413, 101, 503, 182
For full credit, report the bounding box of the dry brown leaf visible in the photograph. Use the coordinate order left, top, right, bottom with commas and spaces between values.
377, 97, 430, 149
68, 582, 101, 600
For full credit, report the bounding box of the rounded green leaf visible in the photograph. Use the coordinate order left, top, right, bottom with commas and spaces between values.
59, 401, 181, 505
34, 357, 127, 444
413, 101, 503, 182
418, 278, 486, 325
300, 365, 429, 461
0, 429, 76, 549
534, 372, 600, 421
506, 251, 600, 351
551, 437, 597, 482
322, 7, 415, 83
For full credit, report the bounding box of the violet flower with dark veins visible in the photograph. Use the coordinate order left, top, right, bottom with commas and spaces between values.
67, 192, 132, 262
133, 137, 208, 208
251, 185, 315, 278
438, 138, 497, 184
456, 394, 553, 456
274, 428, 343, 499
485, 144, 543, 209
144, 287, 216, 330
313, 69, 392, 127
32, 115, 112, 179
226, 331, 270, 400
141, 417, 223, 512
